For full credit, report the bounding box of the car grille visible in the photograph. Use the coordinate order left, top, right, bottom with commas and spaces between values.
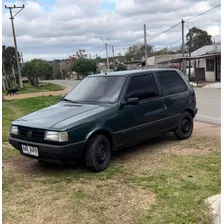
18, 126, 45, 140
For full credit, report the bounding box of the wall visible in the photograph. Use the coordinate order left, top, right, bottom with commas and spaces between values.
205, 72, 216, 81
195, 57, 216, 81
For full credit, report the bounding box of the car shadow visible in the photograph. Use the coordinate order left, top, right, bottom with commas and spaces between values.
9, 133, 178, 174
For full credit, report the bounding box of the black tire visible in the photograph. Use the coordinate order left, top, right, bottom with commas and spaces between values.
85, 134, 111, 172
174, 111, 193, 140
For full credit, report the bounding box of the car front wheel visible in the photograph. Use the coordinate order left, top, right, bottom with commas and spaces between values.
85, 134, 111, 172
174, 111, 193, 140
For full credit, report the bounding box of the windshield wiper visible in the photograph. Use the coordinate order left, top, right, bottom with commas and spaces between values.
62, 98, 79, 103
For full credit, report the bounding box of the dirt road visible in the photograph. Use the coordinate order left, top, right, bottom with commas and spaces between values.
4, 88, 72, 100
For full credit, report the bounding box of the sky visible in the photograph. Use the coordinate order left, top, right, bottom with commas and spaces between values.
2, 0, 221, 62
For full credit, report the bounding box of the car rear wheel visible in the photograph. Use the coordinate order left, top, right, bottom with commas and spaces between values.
174, 111, 193, 140
85, 134, 111, 172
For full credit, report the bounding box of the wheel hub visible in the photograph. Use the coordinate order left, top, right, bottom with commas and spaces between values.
96, 144, 106, 163
182, 118, 190, 133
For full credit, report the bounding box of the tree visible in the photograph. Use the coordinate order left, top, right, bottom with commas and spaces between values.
186, 27, 212, 52
2, 45, 20, 71
22, 59, 53, 86
2, 45, 21, 88
71, 58, 96, 79
125, 44, 153, 61
116, 63, 127, 71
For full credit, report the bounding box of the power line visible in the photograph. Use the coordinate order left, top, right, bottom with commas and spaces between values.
147, 22, 181, 42
185, 4, 221, 22
97, 4, 221, 57
166, 38, 182, 48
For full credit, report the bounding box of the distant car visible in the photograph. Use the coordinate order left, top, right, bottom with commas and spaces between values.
22, 77, 28, 83
9, 69, 197, 172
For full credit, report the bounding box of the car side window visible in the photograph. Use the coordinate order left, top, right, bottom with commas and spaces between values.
156, 71, 188, 96
125, 74, 158, 101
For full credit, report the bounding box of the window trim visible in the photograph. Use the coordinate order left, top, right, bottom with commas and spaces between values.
155, 70, 188, 96
124, 73, 160, 102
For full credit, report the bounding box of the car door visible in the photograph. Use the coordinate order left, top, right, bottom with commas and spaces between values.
155, 70, 190, 131
118, 73, 164, 145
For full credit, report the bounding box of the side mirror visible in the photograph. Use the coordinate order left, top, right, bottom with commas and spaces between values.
60, 95, 65, 100
125, 97, 139, 106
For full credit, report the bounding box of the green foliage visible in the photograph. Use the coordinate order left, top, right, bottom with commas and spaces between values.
71, 58, 97, 79
116, 63, 127, 71
186, 27, 213, 52
22, 59, 53, 86
2, 45, 20, 71
125, 44, 153, 61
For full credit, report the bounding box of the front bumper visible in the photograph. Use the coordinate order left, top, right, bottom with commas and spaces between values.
193, 108, 198, 117
9, 137, 87, 163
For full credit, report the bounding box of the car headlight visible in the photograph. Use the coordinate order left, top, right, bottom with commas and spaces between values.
10, 125, 18, 135
44, 131, 68, 142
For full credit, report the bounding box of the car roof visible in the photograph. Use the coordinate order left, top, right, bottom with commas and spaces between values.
89, 68, 180, 77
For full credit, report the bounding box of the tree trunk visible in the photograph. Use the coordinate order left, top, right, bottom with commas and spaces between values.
12, 65, 17, 85
2, 63, 9, 89
2, 75, 6, 91
35, 75, 39, 87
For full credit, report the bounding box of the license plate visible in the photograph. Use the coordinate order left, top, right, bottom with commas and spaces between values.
22, 145, 39, 157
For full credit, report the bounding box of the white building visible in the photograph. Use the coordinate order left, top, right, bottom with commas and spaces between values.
191, 45, 221, 81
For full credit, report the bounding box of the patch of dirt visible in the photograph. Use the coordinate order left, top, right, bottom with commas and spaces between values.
194, 122, 221, 138
165, 147, 211, 156
3, 176, 155, 224
112, 122, 220, 173
2, 121, 221, 223
4, 88, 71, 100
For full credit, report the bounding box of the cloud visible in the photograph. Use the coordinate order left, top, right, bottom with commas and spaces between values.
2, 0, 221, 61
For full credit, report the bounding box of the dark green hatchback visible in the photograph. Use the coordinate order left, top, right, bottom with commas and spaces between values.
9, 69, 197, 172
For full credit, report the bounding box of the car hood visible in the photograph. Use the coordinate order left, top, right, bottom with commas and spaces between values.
12, 102, 117, 130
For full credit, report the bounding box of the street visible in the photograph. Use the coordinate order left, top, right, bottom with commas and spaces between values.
46, 80, 221, 125
194, 88, 221, 125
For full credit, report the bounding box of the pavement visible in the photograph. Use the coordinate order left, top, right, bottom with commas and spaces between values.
194, 88, 220, 125
203, 83, 221, 89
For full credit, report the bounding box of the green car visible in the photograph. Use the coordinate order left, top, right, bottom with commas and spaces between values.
9, 69, 197, 172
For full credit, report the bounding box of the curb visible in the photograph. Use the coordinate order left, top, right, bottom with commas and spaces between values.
206, 194, 221, 224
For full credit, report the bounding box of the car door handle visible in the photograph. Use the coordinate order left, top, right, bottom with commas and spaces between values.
163, 104, 167, 110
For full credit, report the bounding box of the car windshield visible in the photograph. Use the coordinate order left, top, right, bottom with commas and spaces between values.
64, 76, 126, 103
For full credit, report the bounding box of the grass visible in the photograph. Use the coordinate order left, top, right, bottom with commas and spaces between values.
2, 96, 221, 224
3, 82, 65, 95
2, 96, 60, 142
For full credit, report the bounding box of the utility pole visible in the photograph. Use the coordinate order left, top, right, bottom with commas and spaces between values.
144, 24, 148, 68
188, 35, 192, 79
105, 43, 109, 69
94, 36, 110, 70
112, 46, 115, 64
5, 4, 25, 88
95, 54, 98, 67
21, 52, 24, 64
181, 19, 186, 76
12, 64, 16, 85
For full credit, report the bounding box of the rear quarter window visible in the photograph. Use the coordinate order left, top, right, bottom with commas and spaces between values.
156, 71, 188, 96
